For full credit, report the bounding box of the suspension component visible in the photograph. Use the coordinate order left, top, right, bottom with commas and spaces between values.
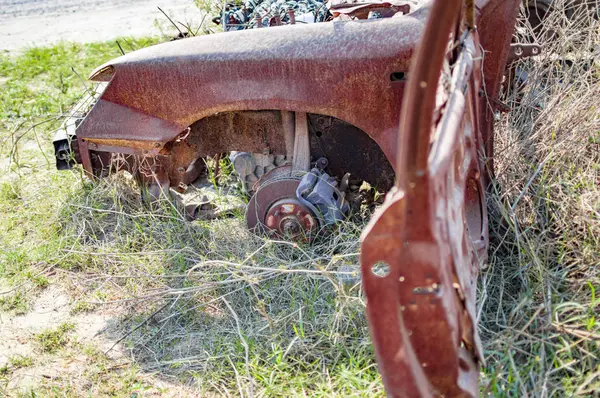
246, 167, 349, 239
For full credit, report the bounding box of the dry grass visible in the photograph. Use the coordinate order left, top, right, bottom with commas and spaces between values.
480, 2, 600, 396
52, 174, 376, 396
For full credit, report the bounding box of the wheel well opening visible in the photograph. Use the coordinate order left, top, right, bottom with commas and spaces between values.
181, 110, 395, 192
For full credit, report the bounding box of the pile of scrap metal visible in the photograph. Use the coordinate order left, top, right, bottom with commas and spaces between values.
213, 0, 424, 30
213, 0, 330, 30
53, 0, 532, 395
328, 0, 423, 20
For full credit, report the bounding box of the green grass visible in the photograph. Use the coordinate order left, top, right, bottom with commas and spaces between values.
0, 290, 28, 314
0, 38, 160, 129
0, 39, 161, 284
0, 355, 34, 376
8, 355, 34, 370
35, 322, 76, 353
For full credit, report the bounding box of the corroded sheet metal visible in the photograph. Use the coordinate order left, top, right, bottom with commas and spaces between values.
77, 13, 430, 170
184, 111, 287, 156
477, 0, 522, 174
360, 0, 519, 396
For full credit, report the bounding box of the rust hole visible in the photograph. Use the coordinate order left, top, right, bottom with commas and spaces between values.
315, 131, 323, 137
390, 72, 407, 81
371, 261, 390, 278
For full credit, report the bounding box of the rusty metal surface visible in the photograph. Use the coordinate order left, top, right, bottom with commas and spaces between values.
247, 178, 318, 239
74, 0, 516, 186
359, 0, 518, 396
329, 2, 411, 19
75, 0, 515, 184
77, 13, 430, 171
508, 43, 542, 63
265, 198, 319, 237
184, 111, 288, 156
307, 114, 395, 192
477, 0, 522, 175
80, 99, 181, 153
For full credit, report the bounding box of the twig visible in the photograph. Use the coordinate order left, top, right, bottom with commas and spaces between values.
553, 324, 600, 340
157, 6, 184, 36
115, 40, 125, 55
104, 300, 172, 355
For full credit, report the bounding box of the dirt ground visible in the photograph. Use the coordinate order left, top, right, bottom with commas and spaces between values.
0, 0, 198, 51
0, 285, 115, 391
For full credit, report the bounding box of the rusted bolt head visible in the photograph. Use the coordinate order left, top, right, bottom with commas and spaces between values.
153, 142, 162, 148
281, 218, 301, 236
177, 167, 186, 174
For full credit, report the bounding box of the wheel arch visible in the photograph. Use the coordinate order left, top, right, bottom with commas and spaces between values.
172, 109, 396, 192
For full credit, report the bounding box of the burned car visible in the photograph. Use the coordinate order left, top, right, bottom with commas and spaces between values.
54, 0, 525, 395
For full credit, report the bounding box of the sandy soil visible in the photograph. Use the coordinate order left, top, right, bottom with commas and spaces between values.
0, 285, 115, 389
0, 0, 199, 51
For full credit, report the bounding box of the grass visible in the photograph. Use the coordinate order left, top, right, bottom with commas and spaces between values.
0, 355, 34, 376
0, 3, 599, 397
0, 39, 380, 395
479, 5, 600, 396
0, 290, 28, 314
0, 38, 161, 130
34, 322, 76, 353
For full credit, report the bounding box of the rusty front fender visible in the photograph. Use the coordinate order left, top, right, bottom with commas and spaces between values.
77, 14, 432, 168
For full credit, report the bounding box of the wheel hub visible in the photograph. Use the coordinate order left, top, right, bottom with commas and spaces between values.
265, 198, 318, 238
246, 178, 320, 240
246, 167, 350, 240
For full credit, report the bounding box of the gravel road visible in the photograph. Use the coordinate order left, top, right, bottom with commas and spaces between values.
0, 0, 198, 51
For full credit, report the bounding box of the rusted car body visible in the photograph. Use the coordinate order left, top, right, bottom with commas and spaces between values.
54, 0, 522, 395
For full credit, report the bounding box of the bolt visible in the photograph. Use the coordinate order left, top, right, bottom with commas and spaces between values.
316, 157, 328, 170
281, 218, 301, 236
177, 167, 186, 174
153, 142, 162, 148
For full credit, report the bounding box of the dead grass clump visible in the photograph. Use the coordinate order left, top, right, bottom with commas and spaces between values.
480, 2, 600, 395
52, 171, 379, 395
